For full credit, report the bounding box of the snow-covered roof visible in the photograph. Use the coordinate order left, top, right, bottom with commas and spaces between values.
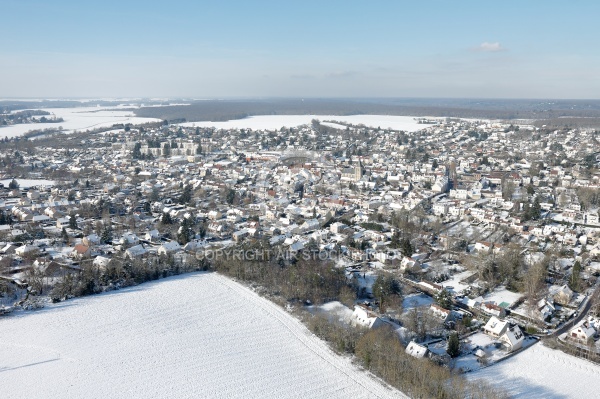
405, 341, 428, 358
484, 316, 508, 336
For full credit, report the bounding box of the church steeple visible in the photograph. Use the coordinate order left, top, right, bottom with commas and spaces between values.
355, 159, 363, 181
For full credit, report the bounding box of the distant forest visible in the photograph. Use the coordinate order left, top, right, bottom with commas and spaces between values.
3, 98, 600, 128
133, 98, 600, 127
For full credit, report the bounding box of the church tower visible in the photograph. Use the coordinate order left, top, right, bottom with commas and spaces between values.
355, 159, 363, 181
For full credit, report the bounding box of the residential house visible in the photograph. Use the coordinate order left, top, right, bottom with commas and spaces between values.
125, 244, 147, 259
429, 304, 452, 323
405, 341, 429, 359
568, 321, 596, 344
481, 302, 506, 318
71, 244, 91, 259
352, 304, 385, 329
144, 229, 161, 243
158, 241, 181, 256
483, 316, 508, 338
554, 285, 573, 306
499, 325, 524, 352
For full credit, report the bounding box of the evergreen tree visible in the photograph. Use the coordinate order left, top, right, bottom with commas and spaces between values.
162, 144, 171, 157
400, 237, 414, 257
8, 178, 19, 189
101, 225, 113, 244
61, 227, 69, 243
447, 332, 460, 358
372, 275, 402, 313
435, 289, 453, 310
132, 142, 142, 159
179, 184, 192, 204
570, 261, 582, 291
69, 214, 78, 229
530, 196, 541, 220
177, 218, 194, 245
226, 188, 236, 205
161, 212, 173, 225
198, 222, 207, 239
150, 186, 160, 202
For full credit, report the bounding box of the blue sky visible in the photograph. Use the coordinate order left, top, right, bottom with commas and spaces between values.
1, 0, 599, 98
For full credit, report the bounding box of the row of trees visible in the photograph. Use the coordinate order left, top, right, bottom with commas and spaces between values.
212, 242, 348, 305
50, 255, 204, 301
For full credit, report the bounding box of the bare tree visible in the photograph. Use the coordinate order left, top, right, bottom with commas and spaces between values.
523, 260, 548, 320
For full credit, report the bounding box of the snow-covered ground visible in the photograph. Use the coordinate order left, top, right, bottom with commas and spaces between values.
0, 106, 161, 138
440, 270, 475, 296
482, 286, 522, 308
402, 293, 434, 311
311, 301, 354, 324
469, 343, 600, 398
443, 334, 538, 373
0, 178, 55, 188
179, 115, 429, 132
0, 272, 404, 399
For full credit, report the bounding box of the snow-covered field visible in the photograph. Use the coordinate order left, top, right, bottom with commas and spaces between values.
0, 272, 403, 399
469, 343, 600, 398
0, 106, 161, 138
0, 178, 55, 188
179, 115, 429, 132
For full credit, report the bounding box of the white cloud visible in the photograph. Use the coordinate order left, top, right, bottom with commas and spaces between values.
325, 70, 360, 79
473, 42, 506, 52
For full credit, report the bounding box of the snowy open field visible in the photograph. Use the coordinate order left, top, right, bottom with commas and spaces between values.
469, 343, 600, 398
0, 178, 55, 188
0, 272, 403, 399
179, 115, 429, 132
0, 106, 161, 138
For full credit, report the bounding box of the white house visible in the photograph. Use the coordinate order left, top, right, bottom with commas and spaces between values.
554, 285, 573, 306
483, 316, 524, 352
93, 256, 111, 270
208, 210, 222, 220
144, 229, 161, 242
158, 241, 181, 256
483, 316, 508, 338
15, 244, 39, 257
569, 321, 596, 344
405, 341, 429, 358
352, 304, 385, 329
429, 304, 452, 323
499, 325, 524, 352
119, 232, 140, 246
125, 244, 147, 259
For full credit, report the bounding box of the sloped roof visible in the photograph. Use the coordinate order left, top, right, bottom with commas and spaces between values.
406, 341, 428, 358
484, 316, 508, 336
